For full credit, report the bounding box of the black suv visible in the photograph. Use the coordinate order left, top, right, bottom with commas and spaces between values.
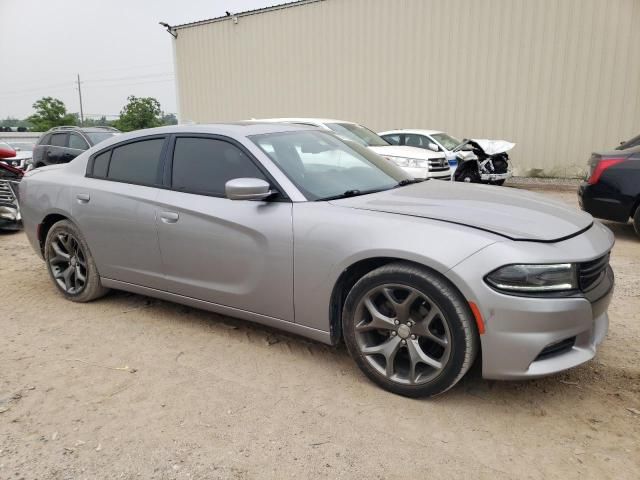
30, 126, 119, 169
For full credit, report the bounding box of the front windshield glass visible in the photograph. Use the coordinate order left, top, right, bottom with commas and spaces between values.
86, 132, 117, 145
251, 130, 410, 200
431, 133, 462, 151
325, 123, 389, 147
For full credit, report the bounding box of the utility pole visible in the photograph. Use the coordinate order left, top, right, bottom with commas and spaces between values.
76, 74, 84, 126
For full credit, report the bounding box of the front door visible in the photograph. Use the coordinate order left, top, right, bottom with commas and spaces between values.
155, 135, 294, 322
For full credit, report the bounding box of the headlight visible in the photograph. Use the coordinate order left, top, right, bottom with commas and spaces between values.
485, 264, 578, 293
384, 156, 428, 168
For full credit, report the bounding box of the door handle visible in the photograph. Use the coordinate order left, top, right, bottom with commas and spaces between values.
76, 193, 90, 204
160, 211, 179, 223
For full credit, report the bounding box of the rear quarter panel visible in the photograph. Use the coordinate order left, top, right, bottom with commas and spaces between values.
20, 165, 80, 257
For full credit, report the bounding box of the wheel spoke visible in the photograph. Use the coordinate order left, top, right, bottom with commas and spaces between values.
57, 234, 72, 254
62, 266, 74, 291
50, 241, 70, 263
356, 297, 397, 332
411, 306, 448, 346
75, 266, 86, 283
383, 288, 419, 321
362, 336, 402, 377
407, 338, 443, 377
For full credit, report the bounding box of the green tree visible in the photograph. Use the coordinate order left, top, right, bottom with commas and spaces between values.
115, 96, 164, 132
27, 97, 77, 131
161, 113, 178, 125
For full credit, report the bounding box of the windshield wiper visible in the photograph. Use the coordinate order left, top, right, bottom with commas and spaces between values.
316, 187, 391, 201
395, 178, 426, 187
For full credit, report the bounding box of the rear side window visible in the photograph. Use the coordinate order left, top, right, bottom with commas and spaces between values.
171, 137, 266, 196
50, 133, 67, 147
107, 138, 164, 185
69, 133, 89, 150
91, 150, 111, 178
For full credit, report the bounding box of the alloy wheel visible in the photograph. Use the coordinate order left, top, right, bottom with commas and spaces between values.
353, 284, 452, 385
48, 232, 88, 295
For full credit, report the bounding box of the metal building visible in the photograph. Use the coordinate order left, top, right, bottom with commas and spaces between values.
172, 0, 640, 177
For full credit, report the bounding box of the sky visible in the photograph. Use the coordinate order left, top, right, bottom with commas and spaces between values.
0, 0, 283, 120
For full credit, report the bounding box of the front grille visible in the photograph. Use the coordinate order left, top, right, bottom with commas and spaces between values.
428, 158, 449, 171
0, 180, 18, 209
579, 253, 610, 292
535, 336, 576, 361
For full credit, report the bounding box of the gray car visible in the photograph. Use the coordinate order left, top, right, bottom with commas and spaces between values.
19, 123, 614, 397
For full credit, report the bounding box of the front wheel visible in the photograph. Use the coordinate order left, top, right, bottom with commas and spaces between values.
633, 207, 640, 238
44, 220, 109, 302
455, 166, 480, 183
342, 262, 479, 397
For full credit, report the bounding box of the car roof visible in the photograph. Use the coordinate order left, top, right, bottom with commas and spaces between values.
255, 117, 356, 126
90, 122, 317, 145
379, 129, 443, 136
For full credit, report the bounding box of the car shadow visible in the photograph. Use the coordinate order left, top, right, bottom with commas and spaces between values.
104, 290, 611, 403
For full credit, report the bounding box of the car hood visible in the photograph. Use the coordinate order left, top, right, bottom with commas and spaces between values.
369, 145, 444, 160
331, 181, 593, 241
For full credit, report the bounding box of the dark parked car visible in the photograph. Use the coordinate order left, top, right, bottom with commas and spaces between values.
578, 145, 640, 237
0, 161, 23, 230
30, 126, 119, 169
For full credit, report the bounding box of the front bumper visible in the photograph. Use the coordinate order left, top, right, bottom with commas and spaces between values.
448, 222, 615, 379
480, 171, 511, 182
401, 166, 452, 180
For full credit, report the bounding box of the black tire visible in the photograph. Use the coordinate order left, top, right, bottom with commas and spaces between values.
455, 166, 480, 183
493, 179, 506, 186
633, 206, 640, 238
44, 219, 109, 302
342, 262, 479, 398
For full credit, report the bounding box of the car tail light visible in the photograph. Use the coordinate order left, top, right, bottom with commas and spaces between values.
587, 158, 625, 185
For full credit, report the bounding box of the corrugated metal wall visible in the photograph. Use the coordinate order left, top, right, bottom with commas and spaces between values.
174, 0, 640, 177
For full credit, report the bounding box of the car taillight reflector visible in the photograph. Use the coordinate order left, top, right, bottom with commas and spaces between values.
588, 158, 625, 185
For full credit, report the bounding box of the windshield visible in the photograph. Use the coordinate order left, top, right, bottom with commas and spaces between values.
86, 132, 117, 145
431, 133, 462, 151
325, 123, 389, 147
251, 130, 410, 200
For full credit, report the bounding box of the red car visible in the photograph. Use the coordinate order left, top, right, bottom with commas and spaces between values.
0, 161, 23, 230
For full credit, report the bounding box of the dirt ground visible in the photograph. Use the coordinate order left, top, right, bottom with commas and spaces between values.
1, 186, 639, 480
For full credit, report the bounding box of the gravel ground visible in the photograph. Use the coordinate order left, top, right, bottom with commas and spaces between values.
0, 187, 638, 480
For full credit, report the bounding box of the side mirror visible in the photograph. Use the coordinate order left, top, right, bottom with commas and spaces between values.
428, 142, 439, 152
225, 178, 274, 201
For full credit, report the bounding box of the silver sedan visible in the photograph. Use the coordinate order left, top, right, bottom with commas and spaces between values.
19, 123, 614, 397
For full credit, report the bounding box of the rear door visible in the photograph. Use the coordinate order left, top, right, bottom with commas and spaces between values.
47, 133, 69, 165
155, 135, 294, 321
72, 136, 168, 289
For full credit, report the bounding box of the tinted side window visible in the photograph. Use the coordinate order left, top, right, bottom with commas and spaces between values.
383, 134, 401, 145
39, 133, 52, 145
172, 137, 266, 196
92, 150, 111, 178
51, 133, 68, 147
69, 133, 89, 150
108, 139, 164, 185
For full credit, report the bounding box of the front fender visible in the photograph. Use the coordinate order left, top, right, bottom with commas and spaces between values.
292, 203, 500, 334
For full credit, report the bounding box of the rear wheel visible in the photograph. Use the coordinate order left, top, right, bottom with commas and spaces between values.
44, 220, 109, 302
342, 262, 479, 397
633, 206, 640, 238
